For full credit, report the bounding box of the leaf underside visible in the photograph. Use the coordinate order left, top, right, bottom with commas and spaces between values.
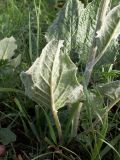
46, 0, 99, 63
0, 36, 17, 60
46, 0, 120, 67
97, 80, 120, 99
21, 40, 83, 110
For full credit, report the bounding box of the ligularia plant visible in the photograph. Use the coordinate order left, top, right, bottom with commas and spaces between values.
21, 0, 120, 146
20, 40, 83, 142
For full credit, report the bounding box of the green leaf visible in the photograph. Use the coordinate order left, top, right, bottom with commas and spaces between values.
95, 4, 120, 63
0, 128, 16, 145
10, 54, 21, 68
111, 0, 120, 8
64, 102, 80, 138
0, 36, 17, 60
20, 40, 83, 110
97, 80, 120, 99
46, 0, 99, 63
42, 108, 57, 144
100, 134, 120, 159
92, 114, 108, 160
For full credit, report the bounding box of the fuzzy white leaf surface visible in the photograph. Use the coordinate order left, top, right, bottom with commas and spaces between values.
21, 40, 83, 110
0, 37, 17, 60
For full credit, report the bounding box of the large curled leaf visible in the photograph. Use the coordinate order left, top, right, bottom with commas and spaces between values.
97, 80, 120, 99
95, 4, 120, 63
46, 0, 99, 63
20, 40, 83, 110
0, 36, 17, 60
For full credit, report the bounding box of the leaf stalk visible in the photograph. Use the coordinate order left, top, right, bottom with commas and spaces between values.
51, 107, 62, 144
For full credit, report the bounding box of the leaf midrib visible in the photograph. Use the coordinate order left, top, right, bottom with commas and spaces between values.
50, 43, 59, 111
